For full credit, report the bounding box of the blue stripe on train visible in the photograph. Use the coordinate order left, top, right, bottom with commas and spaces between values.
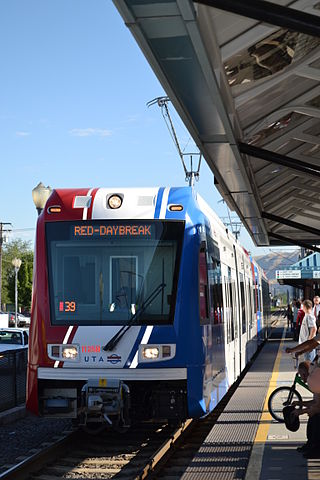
125, 326, 147, 368
154, 187, 165, 218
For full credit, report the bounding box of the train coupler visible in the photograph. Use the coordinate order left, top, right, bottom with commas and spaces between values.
80, 379, 131, 433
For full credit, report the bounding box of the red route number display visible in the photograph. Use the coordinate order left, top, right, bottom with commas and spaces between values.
59, 301, 76, 312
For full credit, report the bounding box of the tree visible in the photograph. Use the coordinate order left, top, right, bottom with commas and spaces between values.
2, 239, 33, 311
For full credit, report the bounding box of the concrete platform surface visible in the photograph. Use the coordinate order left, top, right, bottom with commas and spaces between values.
182, 319, 320, 479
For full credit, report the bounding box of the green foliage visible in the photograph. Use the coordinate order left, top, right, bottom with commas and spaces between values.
2, 239, 33, 310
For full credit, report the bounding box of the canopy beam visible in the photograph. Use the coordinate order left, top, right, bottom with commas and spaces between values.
194, 0, 320, 38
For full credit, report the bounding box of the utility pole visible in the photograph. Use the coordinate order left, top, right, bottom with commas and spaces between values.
0, 222, 12, 310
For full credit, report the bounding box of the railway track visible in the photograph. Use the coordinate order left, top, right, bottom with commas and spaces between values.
0, 324, 281, 480
0, 420, 193, 480
0, 383, 245, 480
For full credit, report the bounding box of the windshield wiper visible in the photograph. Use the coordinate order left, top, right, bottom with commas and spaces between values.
103, 283, 166, 351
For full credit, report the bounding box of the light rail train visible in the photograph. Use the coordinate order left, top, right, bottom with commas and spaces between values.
26, 186, 270, 431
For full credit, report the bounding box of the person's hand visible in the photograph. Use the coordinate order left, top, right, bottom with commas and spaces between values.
291, 401, 299, 407
285, 347, 292, 353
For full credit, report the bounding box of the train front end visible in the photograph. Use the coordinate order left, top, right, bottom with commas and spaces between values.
27, 187, 203, 430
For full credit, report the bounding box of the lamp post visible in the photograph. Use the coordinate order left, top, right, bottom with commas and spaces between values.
32, 182, 52, 216
12, 258, 22, 328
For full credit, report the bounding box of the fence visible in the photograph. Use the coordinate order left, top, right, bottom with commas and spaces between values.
0, 349, 27, 412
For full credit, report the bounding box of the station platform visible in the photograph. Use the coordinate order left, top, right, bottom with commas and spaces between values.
181, 318, 320, 480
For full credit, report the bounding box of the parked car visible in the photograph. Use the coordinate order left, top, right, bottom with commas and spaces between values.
0, 311, 9, 328
8, 312, 31, 328
0, 328, 29, 352
0, 328, 29, 371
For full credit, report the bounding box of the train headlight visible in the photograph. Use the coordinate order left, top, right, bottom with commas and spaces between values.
139, 344, 176, 362
62, 346, 78, 359
108, 194, 122, 209
142, 347, 159, 359
47, 344, 80, 362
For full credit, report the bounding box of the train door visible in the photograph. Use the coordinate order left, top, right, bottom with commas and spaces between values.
239, 270, 247, 371
221, 264, 234, 386
232, 246, 242, 376
225, 265, 240, 382
199, 242, 211, 412
246, 276, 255, 360
206, 237, 226, 404
254, 267, 262, 342
230, 266, 240, 380
251, 281, 258, 351
244, 274, 251, 362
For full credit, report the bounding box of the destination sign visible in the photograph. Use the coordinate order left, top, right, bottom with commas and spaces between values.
276, 270, 301, 279
73, 225, 152, 237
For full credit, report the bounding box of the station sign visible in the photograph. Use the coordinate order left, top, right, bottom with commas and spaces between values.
313, 271, 320, 279
276, 270, 301, 279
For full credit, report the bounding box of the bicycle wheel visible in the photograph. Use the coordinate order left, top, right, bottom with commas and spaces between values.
268, 387, 302, 423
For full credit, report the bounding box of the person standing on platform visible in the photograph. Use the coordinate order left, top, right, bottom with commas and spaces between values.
291, 361, 320, 459
286, 303, 293, 330
313, 296, 320, 331
292, 300, 298, 338
294, 300, 304, 342
299, 300, 317, 361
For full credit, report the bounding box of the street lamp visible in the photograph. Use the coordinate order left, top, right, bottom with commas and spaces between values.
32, 182, 52, 216
12, 258, 22, 328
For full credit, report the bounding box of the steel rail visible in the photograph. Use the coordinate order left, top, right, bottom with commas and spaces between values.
0, 421, 189, 480
137, 419, 194, 479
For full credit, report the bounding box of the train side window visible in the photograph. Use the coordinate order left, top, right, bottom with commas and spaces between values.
248, 281, 253, 330
262, 278, 270, 321
224, 277, 231, 343
252, 285, 258, 315
199, 246, 209, 324
207, 238, 223, 325
240, 273, 246, 334
245, 278, 251, 332
259, 287, 262, 313
228, 268, 235, 342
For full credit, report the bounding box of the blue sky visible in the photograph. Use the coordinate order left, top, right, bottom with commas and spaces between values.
0, 1, 295, 258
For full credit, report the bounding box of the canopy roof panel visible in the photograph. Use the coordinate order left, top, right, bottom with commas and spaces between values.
113, 0, 320, 248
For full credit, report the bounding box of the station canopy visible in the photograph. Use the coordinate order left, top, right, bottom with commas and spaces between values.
113, 0, 320, 249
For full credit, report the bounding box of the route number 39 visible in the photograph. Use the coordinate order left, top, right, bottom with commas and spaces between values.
65, 301, 76, 312
59, 301, 76, 312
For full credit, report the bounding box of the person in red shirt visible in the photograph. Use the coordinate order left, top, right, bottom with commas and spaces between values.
295, 301, 305, 342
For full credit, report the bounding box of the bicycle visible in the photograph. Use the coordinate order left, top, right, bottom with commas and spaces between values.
268, 355, 310, 423
268, 369, 310, 423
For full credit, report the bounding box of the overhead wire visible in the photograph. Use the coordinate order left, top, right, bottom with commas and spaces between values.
147, 96, 202, 185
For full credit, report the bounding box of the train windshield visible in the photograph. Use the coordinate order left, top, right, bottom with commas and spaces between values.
46, 220, 184, 326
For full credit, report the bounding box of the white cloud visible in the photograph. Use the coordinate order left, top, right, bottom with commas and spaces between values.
124, 114, 140, 123
69, 128, 112, 137
16, 131, 31, 136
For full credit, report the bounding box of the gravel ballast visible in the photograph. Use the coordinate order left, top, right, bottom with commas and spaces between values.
0, 411, 71, 470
